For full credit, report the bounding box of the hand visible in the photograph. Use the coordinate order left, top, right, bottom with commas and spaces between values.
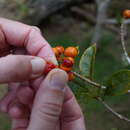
9, 69, 86, 130
0, 18, 86, 130
0, 18, 57, 112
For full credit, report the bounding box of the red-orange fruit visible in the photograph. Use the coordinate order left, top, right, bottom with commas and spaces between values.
64, 47, 78, 57
63, 57, 74, 67
63, 57, 74, 64
68, 72, 75, 81
44, 62, 57, 75
57, 57, 63, 62
123, 10, 130, 18
56, 46, 64, 55
60, 64, 72, 72
52, 48, 60, 57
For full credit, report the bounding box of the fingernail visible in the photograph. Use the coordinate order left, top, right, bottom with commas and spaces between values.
48, 69, 68, 90
49, 56, 58, 65
31, 58, 46, 77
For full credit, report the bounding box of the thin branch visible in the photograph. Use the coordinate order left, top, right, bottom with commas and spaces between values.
120, 20, 130, 64
71, 7, 119, 33
73, 71, 130, 122
71, 7, 95, 24
73, 71, 106, 89
98, 98, 130, 122
105, 19, 130, 24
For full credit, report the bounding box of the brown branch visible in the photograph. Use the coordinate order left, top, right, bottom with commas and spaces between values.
73, 71, 130, 123
105, 19, 130, 24
98, 98, 130, 122
120, 20, 130, 64
71, 7, 119, 33
72, 71, 106, 89
71, 7, 95, 24
27, 0, 94, 24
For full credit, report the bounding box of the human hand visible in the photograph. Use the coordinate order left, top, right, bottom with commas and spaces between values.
9, 69, 86, 130
0, 18, 57, 112
0, 18, 86, 130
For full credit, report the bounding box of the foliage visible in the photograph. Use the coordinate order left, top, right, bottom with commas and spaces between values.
79, 44, 96, 79
106, 70, 130, 96
78, 42, 130, 98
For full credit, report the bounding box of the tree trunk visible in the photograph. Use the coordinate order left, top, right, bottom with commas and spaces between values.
27, 0, 93, 24
0, 0, 93, 25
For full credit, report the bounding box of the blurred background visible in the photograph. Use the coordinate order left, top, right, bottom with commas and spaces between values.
0, 0, 130, 130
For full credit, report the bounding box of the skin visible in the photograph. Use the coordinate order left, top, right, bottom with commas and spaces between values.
0, 18, 86, 130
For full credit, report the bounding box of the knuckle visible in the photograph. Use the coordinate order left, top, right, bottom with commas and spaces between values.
31, 26, 41, 33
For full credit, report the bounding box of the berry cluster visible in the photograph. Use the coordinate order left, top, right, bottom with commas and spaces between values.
44, 46, 78, 81
123, 10, 130, 19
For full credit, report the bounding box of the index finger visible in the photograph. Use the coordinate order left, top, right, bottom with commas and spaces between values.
0, 18, 57, 64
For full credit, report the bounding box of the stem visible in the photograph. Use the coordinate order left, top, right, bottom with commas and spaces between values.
72, 71, 130, 122
72, 71, 106, 89
121, 20, 130, 64
98, 98, 130, 122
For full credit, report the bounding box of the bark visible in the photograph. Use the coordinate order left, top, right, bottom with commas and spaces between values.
0, 0, 93, 25
27, 0, 94, 24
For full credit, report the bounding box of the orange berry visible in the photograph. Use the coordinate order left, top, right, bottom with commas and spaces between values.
60, 64, 72, 72
44, 62, 58, 75
52, 48, 60, 57
63, 57, 74, 67
64, 47, 78, 57
123, 10, 130, 18
68, 72, 75, 81
56, 46, 64, 55
57, 57, 63, 62
63, 57, 74, 64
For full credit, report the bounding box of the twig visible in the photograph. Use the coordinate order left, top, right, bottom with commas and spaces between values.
105, 19, 130, 24
71, 7, 119, 33
98, 98, 130, 122
72, 71, 106, 89
73, 71, 130, 122
120, 20, 130, 64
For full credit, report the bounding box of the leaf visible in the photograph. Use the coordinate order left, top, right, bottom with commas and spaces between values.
79, 44, 96, 79
75, 85, 99, 100
106, 69, 130, 96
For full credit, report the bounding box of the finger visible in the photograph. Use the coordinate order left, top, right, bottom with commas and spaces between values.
0, 82, 32, 114
17, 87, 34, 105
27, 69, 68, 130
0, 92, 15, 113
0, 83, 19, 112
61, 87, 86, 130
30, 76, 44, 91
0, 18, 57, 64
9, 101, 30, 119
0, 55, 46, 83
13, 47, 27, 55
9, 103, 29, 130
11, 119, 28, 130
0, 24, 10, 56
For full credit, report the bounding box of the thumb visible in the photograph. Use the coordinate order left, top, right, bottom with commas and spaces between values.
0, 55, 46, 83
27, 69, 68, 130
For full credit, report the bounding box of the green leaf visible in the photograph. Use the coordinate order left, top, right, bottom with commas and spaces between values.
75, 85, 99, 100
106, 69, 130, 96
79, 44, 96, 79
